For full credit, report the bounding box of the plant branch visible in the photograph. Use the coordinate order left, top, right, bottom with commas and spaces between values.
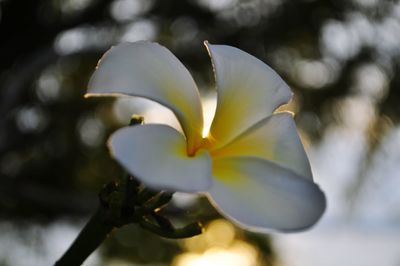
54, 207, 114, 266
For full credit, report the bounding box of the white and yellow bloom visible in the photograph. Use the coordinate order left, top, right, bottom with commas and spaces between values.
86, 41, 326, 232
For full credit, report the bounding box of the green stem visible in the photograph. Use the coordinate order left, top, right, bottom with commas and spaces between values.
54, 207, 114, 266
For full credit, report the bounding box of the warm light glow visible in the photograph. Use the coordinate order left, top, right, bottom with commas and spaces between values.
204, 219, 236, 247
174, 241, 258, 266
184, 219, 235, 252
201, 94, 217, 138
175, 219, 260, 266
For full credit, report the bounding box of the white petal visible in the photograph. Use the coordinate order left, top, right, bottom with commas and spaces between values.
212, 112, 312, 179
208, 157, 326, 232
205, 42, 293, 148
109, 124, 212, 192
87, 41, 204, 152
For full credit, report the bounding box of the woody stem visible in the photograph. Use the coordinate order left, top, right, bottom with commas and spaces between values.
54, 207, 114, 266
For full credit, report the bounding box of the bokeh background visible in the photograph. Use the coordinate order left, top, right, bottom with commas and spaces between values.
1, 0, 400, 265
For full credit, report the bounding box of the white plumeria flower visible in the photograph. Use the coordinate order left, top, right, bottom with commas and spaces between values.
86, 41, 326, 232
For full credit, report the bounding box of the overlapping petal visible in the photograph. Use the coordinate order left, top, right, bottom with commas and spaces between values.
208, 157, 326, 232
87, 41, 204, 152
205, 42, 293, 148
211, 112, 313, 179
109, 124, 212, 192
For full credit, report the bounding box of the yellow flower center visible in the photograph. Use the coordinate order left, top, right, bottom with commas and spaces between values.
187, 134, 217, 157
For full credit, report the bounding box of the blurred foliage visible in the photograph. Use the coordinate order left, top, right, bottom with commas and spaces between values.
1, 0, 400, 265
